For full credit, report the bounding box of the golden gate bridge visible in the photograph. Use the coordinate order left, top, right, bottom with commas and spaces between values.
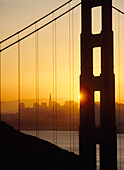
0, 0, 124, 169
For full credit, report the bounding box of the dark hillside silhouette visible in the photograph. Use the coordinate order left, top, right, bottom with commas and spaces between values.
0, 121, 81, 170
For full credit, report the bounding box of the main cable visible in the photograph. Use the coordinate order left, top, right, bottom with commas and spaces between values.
0, 0, 73, 44
0, 4, 124, 52
112, 6, 124, 15
0, 2, 81, 53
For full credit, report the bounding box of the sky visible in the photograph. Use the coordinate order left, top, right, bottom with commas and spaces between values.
0, 0, 124, 108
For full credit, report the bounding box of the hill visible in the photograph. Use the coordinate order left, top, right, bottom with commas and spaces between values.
0, 121, 81, 170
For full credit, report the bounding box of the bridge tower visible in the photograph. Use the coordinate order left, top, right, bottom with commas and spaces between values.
80, 0, 117, 170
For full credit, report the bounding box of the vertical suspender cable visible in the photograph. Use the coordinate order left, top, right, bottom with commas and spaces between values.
55, 19, 57, 144
35, 23, 39, 137
72, 9, 75, 152
69, 2, 72, 151
18, 34, 20, 131
118, 12, 121, 170
52, 12, 55, 144
0, 44, 1, 121
122, 14, 124, 169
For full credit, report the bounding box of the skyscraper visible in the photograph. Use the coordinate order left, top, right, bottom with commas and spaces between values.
49, 93, 52, 108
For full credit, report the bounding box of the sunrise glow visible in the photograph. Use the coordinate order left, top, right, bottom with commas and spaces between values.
0, 0, 124, 110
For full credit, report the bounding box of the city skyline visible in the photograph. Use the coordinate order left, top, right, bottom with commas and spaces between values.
1, 93, 80, 114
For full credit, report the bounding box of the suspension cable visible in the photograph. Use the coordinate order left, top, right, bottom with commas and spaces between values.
18, 33, 20, 131
0, 2, 81, 53
69, 2, 72, 152
0, 44, 1, 121
35, 23, 39, 137
52, 12, 55, 144
118, 11, 121, 170
112, 6, 124, 15
55, 19, 57, 145
72, 9, 75, 152
0, 4, 124, 52
0, 0, 72, 44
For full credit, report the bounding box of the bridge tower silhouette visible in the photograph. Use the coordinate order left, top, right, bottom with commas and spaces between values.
80, 0, 117, 170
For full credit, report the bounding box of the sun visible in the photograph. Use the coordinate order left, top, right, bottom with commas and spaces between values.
79, 94, 81, 100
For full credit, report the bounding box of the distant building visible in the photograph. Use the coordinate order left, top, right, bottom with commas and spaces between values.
52, 101, 60, 109
41, 102, 47, 108
19, 103, 25, 111
33, 103, 39, 110
64, 100, 78, 112
49, 93, 52, 108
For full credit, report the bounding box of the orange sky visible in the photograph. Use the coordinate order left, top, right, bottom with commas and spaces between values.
0, 0, 124, 106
